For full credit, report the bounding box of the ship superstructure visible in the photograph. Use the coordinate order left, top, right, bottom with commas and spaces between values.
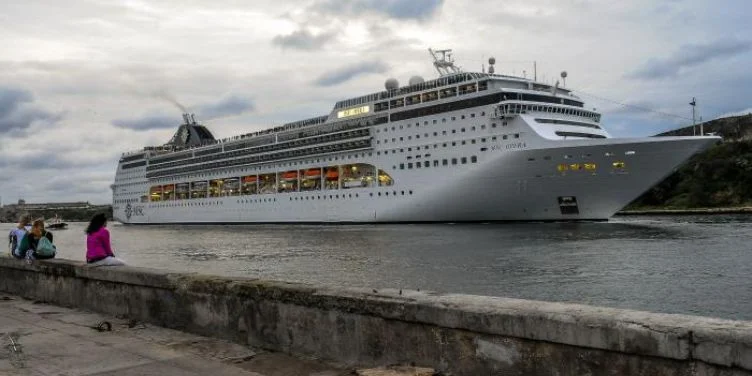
112, 50, 718, 224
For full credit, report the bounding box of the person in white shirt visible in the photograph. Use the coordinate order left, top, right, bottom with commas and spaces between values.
8, 214, 31, 259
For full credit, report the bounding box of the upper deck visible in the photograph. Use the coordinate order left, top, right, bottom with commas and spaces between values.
119, 69, 593, 164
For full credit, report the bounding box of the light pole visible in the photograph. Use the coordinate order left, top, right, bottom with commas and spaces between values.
690, 97, 697, 136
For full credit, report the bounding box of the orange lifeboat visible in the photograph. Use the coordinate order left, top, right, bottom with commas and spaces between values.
325, 169, 339, 180
242, 175, 257, 183
281, 171, 298, 180
305, 168, 321, 177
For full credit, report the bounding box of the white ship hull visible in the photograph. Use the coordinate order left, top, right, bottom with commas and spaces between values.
111, 69, 719, 224
114, 136, 717, 224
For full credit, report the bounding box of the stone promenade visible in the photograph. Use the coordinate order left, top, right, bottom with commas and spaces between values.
0, 294, 348, 376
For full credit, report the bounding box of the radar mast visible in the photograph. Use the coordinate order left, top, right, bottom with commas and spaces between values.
429, 48, 462, 76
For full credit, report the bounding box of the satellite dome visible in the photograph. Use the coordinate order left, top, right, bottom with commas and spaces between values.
385, 78, 399, 91
488, 57, 496, 65
408, 75, 425, 86
561, 71, 568, 78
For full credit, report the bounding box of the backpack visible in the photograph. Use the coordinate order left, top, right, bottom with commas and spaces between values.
8, 229, 26, 257
35, 236, 56, 257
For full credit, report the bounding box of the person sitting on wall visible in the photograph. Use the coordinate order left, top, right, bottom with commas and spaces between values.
85, 213, 125, 266
18, 218, 56, 261
8, 214, 32, 259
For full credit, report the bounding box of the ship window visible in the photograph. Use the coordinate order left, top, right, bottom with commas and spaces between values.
416, 162, 421, 168
433, 120, 437, 124
452, 116, 456, 121
625, 151, 636, 155
452, 142, 456, 146
471, 156, 477, 163
424, 161, 430, 167
471, 140, 476, 144
442, 118, 446, 123
462, 141, 466, 145
481, 138, 486, 142
461, 157, 467, 164
408, 163, 413, 169
452, 130, 456, 134
503, 135, 508, 140
492, 136, 497, 141
442, 131, 447, 135
613, 161, 626, 169
451, 158, 457, 165
434, 160, 439, 167
461, 115, 465, 119
515, 134, 520, 138
442, 159, 448, 166
400, 164, 404, 169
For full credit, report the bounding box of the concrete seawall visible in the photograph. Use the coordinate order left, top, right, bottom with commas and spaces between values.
1, 257, 750, 375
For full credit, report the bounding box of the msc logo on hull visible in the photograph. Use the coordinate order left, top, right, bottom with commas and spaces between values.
124, 203, 145, 220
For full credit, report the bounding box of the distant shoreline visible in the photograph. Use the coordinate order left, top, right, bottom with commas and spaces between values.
617, 207, 752, 216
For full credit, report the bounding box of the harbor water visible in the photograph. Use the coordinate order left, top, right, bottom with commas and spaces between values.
5, 215, 752, 320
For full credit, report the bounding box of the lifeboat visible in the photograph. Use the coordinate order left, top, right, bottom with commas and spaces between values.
325, 169, 339, 180
305, 168, 321, 177
242, 175, 257, 183
281, 171, 298, 180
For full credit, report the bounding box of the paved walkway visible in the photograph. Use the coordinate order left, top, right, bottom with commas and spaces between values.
0, 295, 347, 376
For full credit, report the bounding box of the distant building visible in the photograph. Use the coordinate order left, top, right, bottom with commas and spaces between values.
656, 114, 752, 141
5, 200, 93, 210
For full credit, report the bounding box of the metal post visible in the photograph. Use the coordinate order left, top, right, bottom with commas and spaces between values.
690, 97, 697, 136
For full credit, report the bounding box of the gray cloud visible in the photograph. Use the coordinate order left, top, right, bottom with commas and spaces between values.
112, 113, 179, 131
272, 29, 337, 50
0, 87, 58, 133
112, 94, 254, 130
197, 95, 255, 119
313, 0, 444, 20
314, 61, 389, 86
629, 38, 752, 80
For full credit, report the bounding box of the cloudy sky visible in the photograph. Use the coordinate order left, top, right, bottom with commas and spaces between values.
1, 0, 750, 204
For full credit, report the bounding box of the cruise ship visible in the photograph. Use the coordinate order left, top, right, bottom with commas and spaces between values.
112, 49, 719, 224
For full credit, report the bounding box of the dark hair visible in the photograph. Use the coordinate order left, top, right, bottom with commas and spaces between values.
85, 213, 108, 235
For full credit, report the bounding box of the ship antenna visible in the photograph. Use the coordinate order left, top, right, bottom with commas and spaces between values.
428, 48, 462, 76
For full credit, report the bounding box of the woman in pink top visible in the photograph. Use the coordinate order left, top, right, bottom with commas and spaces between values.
86, 213, 125, 266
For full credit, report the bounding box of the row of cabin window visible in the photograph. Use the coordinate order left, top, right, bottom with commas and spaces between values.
150, 150, 379, 184
398, 156, 478, 170
379, 133, 520, 148
149, 128, 369, 171
147, 140, 371, 179
374, 81, 489, 112
377, 111, 488, 133
286, 190, 416, 201
503, 103, 600, 122
377, 124, 511, 144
